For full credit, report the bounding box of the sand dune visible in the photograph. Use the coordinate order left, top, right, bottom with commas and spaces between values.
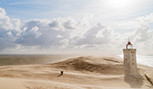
0, 56, 153, 89
51, 56, 124, 75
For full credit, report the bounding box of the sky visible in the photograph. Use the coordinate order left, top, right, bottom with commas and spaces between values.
0, 0, 153, 55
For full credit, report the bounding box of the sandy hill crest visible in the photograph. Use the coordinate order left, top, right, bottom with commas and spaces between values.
51, 56, 124, 75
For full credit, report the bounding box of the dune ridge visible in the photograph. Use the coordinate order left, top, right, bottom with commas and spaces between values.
51, 56, 124, 75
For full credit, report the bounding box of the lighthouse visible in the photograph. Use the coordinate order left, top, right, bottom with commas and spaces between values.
123, 41, 144, 88
123, 41, 138, 76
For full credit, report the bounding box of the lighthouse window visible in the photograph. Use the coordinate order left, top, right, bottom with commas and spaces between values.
132, 63, 134, 65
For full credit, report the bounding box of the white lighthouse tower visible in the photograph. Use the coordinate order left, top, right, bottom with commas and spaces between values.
123, 41, 138, 76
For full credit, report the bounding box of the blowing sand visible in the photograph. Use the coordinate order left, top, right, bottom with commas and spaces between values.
0, 56, 153, 89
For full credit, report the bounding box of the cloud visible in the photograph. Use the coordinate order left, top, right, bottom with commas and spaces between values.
72, 23, 124, 50
115, 13, 153, 52
63, 18, 76, 30
15, 18, 73, 47
0, 8, 20, 50
1, 7, 153, 54
114, 13, 153, 32
15, 17, 92, 49
131, 24, 153, 52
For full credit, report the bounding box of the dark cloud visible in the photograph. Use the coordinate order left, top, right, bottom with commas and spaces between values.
49, 20, 60, 28
63, 19, 75, 30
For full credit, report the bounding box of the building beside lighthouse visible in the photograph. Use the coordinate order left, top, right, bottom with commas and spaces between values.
123, 41, 138, 76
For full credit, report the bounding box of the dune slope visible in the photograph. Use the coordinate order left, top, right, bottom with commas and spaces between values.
51, 56, 124, 75
0, 56, 152, 89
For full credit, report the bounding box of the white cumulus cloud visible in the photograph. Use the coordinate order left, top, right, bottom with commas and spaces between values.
0, 7, 153, 54
0, 8, 20, 50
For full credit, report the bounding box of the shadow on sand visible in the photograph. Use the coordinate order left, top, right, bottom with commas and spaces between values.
57, 71, 64, 77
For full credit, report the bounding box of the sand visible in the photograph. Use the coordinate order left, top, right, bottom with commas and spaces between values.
0, 56, 153, 89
